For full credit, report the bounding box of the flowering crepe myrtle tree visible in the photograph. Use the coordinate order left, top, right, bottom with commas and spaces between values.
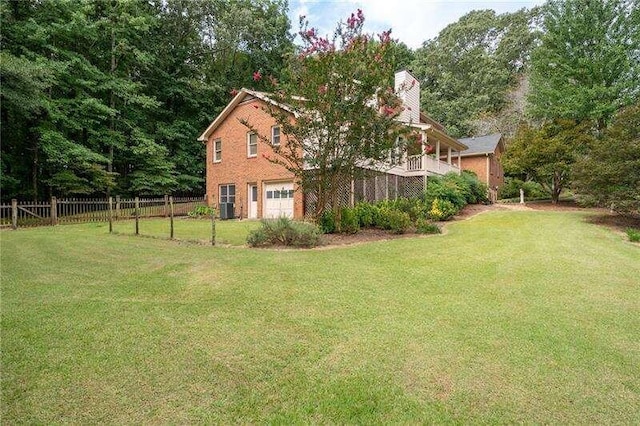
240, 10, 410, 220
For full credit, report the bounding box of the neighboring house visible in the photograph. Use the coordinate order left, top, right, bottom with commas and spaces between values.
197, 70, 468, 219
457, 133, 505, 190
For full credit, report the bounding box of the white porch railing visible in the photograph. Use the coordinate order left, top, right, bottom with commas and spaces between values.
407, 155, 423, 171
406, 155, 460, 175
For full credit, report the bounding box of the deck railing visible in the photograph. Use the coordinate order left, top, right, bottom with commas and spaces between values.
406, 155, 461, 175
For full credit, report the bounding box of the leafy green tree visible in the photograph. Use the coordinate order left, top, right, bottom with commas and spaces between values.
502, 120, 593, 203
1, 0, 293, 200
411, 8, 540, 137
573, 105, 640, 214
528, 0, 640, 130
242, 11, 405, 219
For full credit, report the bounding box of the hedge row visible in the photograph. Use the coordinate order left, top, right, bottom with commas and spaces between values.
321, 171, 488, 235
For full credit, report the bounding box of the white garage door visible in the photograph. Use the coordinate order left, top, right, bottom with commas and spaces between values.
264, 182, 294, 218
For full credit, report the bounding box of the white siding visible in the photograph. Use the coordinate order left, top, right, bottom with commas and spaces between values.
394, 70, 420, 123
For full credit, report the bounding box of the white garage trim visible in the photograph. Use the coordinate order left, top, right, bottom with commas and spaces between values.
263, 181, 294, 218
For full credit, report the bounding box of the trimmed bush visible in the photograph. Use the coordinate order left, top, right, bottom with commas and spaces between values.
318, 210, 336, 234
428, 198, 458, 221
188, 205, 215, 218
461, 170, 489, 203
354, 201, 376, 228
424, 176, 466, 210
247, 217, 321, 248
415, 217, 441, 234
627, 228, 640, 242
338, 207, 360, 234
386, 210, 411, 234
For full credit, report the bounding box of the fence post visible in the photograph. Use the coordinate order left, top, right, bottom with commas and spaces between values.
210, 204, 216, 246
50, 196, 58, 225
108, 196, 113, 233
164, 194, 169, 217
11, 199, 17, 229
169, 196, 174, 239
115, 195, 121, 219
135, 196, 140, 235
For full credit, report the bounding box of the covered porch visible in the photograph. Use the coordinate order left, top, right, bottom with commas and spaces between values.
403, 123, 468, 176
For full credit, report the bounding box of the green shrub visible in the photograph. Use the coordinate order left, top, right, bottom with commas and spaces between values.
415, 218, 441, 234
386, 210, 411, 234
428, 198, 458, 221
354, 202, 376, 228
461, 170, 489, 203
338, 207, 360, 234
373, 205, 391, 229
188, 205, 215, 218
499, 178, 548, 199
247, 217, 321, 248
626, 228, 640, 242
318, 210, 336, 234
424, 176, 466, 210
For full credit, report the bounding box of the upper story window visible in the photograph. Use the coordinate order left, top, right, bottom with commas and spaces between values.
271, 126, 281, 146
213, 139, 222, 162
247, 132, 257, 157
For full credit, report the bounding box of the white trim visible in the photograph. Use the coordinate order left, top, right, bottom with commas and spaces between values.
197, 89, 298, 142
271, 125, 281, 146
247, 132, 257, 158
213, 138, 222, 163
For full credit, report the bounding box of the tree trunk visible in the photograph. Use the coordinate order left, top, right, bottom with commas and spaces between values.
32, 137, 39, 202
107, 22, 116, 197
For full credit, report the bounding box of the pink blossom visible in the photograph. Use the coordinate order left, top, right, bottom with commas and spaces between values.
230, 88, 238, 97
318, 84, 328, 94
253, 71, 262, 81
378, 29, 392, 45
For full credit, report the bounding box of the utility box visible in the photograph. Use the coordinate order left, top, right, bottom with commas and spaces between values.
219, 203, 234, 220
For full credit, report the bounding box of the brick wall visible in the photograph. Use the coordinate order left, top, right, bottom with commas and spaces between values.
204, 97, 304, 219
459, 146, 505, 190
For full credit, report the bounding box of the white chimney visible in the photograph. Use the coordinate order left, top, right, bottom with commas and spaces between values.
394, 70, 420, 123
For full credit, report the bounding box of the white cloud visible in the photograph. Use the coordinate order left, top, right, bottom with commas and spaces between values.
288, 0, 544, 49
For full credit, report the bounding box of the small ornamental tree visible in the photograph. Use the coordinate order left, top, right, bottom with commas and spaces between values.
241, 10, 408, 220
502, 120, 594, 204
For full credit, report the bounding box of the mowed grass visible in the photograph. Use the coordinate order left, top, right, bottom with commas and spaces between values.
1, 210, 639, 423
112, 217, 261, 246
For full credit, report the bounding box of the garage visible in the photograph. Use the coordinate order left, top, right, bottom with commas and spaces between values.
264, 182, 294, 218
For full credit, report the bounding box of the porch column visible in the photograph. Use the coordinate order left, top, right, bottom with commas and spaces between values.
435, 139, 440, 172
447, 146, 452, 164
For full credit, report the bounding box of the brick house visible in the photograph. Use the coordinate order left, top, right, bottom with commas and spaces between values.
457, 133, 505, 190
198, 70, 468, 219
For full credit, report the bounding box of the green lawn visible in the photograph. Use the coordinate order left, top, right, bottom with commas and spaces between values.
1, 210, 639, 423
112, 217, 261, 246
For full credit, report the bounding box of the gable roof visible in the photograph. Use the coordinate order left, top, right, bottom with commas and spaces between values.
458, 133, 503, 156
197, 87, 466, 151
197, 89, 296, 142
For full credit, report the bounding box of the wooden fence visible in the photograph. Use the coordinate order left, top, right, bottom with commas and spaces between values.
0, 196, 205, 229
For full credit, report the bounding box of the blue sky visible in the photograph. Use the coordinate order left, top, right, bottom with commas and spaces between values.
288, 0, 544, 49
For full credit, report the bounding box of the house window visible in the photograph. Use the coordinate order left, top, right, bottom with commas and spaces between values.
271, 126, 281, 146
247, 132, 258, 157
213, 139, 222, 162
219, 184, 235, 204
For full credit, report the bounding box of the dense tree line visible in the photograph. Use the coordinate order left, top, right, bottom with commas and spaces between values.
2, 0, 638, 213
1, 0, 293, 200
